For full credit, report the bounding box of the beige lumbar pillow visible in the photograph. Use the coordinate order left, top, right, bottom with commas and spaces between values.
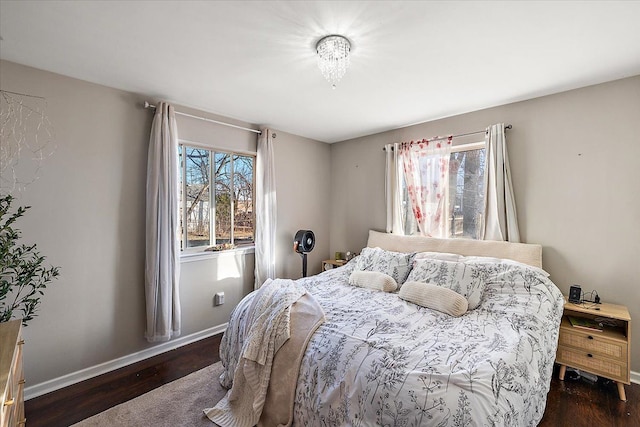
349, 270, 398, 292
399, 281, 468, 317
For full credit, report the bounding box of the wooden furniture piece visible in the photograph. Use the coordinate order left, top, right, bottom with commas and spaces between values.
1, 319, 25, 426
556, 297, 631, 401
322, 259, 347, 271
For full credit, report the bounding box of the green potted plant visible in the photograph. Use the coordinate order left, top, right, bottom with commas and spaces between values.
0, 194, 60, 326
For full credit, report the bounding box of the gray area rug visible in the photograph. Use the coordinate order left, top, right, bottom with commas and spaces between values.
73, 362, 226, 426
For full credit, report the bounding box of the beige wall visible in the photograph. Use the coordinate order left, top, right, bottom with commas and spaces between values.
0, 60, 329, 388
274, 131, 331, 279
330, 75, 640, 374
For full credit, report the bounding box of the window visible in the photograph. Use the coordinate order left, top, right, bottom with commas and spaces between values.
402, 144, 486, 239
179, 145, 255, 251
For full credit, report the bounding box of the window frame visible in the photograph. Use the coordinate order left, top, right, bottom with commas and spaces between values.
401, 140, 486, 239
178, 142, 256, 256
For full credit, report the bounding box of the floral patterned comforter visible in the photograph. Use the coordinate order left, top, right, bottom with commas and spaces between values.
287, 260, 564, 426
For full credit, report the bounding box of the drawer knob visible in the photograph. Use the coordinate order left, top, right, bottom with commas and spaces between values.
587, 353, 593, 358
587, 335, 594, 340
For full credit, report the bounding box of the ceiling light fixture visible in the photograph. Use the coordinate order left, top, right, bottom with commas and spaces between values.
316, 35, 351, 89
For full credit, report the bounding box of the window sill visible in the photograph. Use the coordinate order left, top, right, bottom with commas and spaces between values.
180, 246, 255, 264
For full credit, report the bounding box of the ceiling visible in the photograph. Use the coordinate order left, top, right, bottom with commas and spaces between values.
1, 1, 639, 143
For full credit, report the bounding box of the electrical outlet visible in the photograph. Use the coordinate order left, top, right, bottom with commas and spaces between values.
214, 292, 225, 306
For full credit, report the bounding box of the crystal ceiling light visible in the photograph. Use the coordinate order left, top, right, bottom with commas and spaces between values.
316, 35, 351, 89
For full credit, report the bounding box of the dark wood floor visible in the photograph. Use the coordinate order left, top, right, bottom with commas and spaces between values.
25, 334, 222, 427
26, 334, 638, 426
540, 366, 639, 427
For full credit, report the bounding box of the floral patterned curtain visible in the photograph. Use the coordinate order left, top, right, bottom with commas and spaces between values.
400, 136, 452, 237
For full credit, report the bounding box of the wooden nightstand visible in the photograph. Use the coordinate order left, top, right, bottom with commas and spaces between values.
322, 259, 347, 271
556, 297, 631, 401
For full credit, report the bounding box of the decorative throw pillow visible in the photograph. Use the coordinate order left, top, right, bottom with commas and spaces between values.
354, 247, 415, 286
406, 258, 486, 309
349, 271, 398, 292
399, 281, 468, 317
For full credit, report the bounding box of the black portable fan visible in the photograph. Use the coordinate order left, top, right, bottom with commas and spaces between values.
293, 230, 315, 277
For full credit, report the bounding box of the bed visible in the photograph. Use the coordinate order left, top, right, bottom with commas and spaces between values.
209, 230, 564, 426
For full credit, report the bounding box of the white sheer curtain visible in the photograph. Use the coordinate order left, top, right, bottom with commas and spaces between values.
482, 123, 520, 242
384, 143, 405, 235
254, 128, 277, 290
145, 102, 181, 342
400, 137, 452, 237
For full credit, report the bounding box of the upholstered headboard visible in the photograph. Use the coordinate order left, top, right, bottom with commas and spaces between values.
366, 230, 542, 268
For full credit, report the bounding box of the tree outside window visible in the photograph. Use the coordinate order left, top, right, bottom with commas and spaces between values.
448, 149, 485, 239
179, 145, 254, 251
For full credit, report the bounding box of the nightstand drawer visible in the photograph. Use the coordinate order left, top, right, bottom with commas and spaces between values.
559, 327, 627, 361
556, 345, 627, 382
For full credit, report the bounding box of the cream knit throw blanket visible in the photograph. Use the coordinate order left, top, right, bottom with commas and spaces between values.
204, 278, 306, 427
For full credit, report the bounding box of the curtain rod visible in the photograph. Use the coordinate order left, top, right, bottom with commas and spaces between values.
144, 101, 262, 135
383, 124, 512, 151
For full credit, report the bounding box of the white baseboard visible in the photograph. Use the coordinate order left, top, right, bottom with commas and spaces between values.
24, 323, 227, 401
631, 370, 640, 385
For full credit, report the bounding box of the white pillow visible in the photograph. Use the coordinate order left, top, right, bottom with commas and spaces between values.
462, 256, 551, 277
349, 271, 398, 292
354, 247, 415, 286
399, 281, 468, 316
406, 258, 486, 309
414, 251, 463, 262
416, 252, 549, 277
